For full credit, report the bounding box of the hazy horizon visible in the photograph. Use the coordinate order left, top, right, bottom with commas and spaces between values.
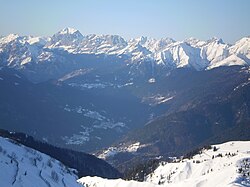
0, 0, 250, 43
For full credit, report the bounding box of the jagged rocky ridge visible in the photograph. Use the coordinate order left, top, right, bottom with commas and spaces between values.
0, 28, 249, 82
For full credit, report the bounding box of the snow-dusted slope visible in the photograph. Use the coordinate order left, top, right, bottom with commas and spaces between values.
0, 137, 83, 187
78, 141, 250, 187
0, 28, 249, 74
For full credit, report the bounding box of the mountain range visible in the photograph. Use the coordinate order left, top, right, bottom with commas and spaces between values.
0, 28, 250, 177
0, 28, 249, 83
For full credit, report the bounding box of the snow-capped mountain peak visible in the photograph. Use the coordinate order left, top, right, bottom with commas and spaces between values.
230, 36, 250, 57
0, 34, 19, 44
47, 27, 84, 49
207, 37, 225, 44
0, 28, 250, 80
25, 36, 48, 45
58, 27, 80, 35
184, 37, 206, 47
135, 36, 148, 45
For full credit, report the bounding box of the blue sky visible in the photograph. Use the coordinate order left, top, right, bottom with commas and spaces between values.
0, 0, 249, 43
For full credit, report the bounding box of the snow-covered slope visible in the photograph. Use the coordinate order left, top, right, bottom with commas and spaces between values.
146, 141, 250, 187
0, 28, 249, 75
78, 176, 156, 187
0, 137, 83, 187
78, 141, 250, 187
